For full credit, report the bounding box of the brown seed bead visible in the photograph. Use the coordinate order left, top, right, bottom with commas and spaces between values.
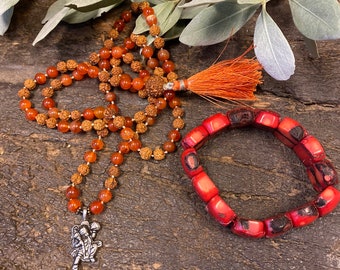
18, 88, 31, 98
71, 110, 81, 120
135, 35, 147, 47
173, 118, 185, 129
42, 87, 54, 97
104, 108, 117, 120
139, 147, 153, 160
98, 82, 111, 93
163, 141, 176, 153
112, 116, 125, 129
97, 128, 109, 138
104, 39, 114, 49
172, 106, 184, 118
70, 120, 82, 133
91, 138, 104, 151
71, 173, 83, 185
168, 129, 181, 142
130, 2, 139, 13
93, 119, 106, 131
57, 61, 67, 73
98, 70, 110, 82
153, 67, 165, 77
36, 113, 47, 125
145, 104, 158, 117
59, 110, 70, 120
112, 67, 123, 77
134, 111, 146, 123
110, 58, 121, 67
145, 75, 164, 98
46, 117, 57, 129
108, 166, 120, 178
167, 72, 178, 82
105, 177, 118, 189
110, 152, 124, 165
131, 61, 143, 73
98, 189, 112, 203
89, 52, 100, 65
24, 79, 36, 90
120, 127, 135, 140
149, 24, 160, 36
78, 163, 90, 176
118, 141, 130, 154
153, 147, 165, 160
50, 79, 62, 90
129, 139, 142, 152
139, 1, 150, 10
154, 37, 165, 49
109, 75, 120, 87
109, 29, 119, 39
136, 123, 147, 134
123, 52, 134, 64
66, 59, 78, 71
138, 89, 148, 99
81, 120, 93, 132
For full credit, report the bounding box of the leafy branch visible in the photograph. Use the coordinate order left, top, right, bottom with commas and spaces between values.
1, 0, 339, 80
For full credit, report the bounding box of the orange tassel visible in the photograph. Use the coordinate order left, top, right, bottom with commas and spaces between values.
166, 49, 262, 100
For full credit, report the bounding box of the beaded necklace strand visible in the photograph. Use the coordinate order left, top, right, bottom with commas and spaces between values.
18, 2, 184, 269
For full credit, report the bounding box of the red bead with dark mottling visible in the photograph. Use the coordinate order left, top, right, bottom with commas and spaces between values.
231, 218, 265, 238
264, 214, 293, 238
293, 135, 326, 166
181, 125, 209, 150
274, 117, 308, 148
181, 148, 203, 178
288, 203, 319, 227
314, 186, 340, 217
191, 171, 219, 203
201, 113, 230, 135
206, 195, 236, 226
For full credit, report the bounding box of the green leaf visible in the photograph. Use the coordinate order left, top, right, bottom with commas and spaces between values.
66, 0, 123, 13
163, 19, 187, 40
254, 7, 295, 80
179, 0, 226, 8
288, 0, 340, 40
179, 1, 260, 46
160, 0, 184, 35
0, 0, 19, 15
42, 0, 67, 24
181, 5, 209, 19
237, 0, 262, 4
0, 6, 14, 35
33, 7, 70, 45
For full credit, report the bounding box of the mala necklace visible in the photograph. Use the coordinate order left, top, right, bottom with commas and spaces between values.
17, 1, 263, 269
181, 107, 340, 238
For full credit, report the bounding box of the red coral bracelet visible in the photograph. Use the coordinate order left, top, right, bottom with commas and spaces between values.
181, 107, 340, 238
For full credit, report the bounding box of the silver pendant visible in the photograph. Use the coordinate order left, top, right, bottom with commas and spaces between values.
70, 208, 102, 270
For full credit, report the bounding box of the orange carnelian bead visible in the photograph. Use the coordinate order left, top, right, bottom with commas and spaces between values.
93, 106, 105, 119
139, 69, 150, 79
69, 120, 82, 133
61, 74, 73, 86
142, 46, 154, 58
42, 97, 56, 109
169, 96, 181, 108
105, 92, 116, 102
143, 7, 154, 17
125, 117, 133, 128
163, 141, 176, 153
113, 19, 125, 32
124, 37, 135, 50
66, 185, 81, 199
19, 99, 31, 110
110, 152, 124, 165
98, 59, 111, 70
25, 108, 38, 121
132, 77, 144, 90
72, 69, 84, 81
129, 139, 142, 152
87, 66, 99, 78
84, 151, 97, 163
168, 129, 181, 142
120, 74, 132, 90
57, 120, 70, 133
91, 138, 104, 150
146, 15, 157, 26
83, 108, 95, 120
68, 198, 82, 213
46, 66, 59, 78
107, 103, 119, 114
99, 47, 111, 59
77, 62, 89, 75
98, 189, 112, 203
121, 10, 132, 22
147, 58, 159, 69
156, 98, 167, 110
120, 127, 135, 140
35, 72, 47, 84
48, 107, 59, 118
118, 141, 130, 154
162, 60, 175, 73
107, 120, 119, 132
89, 200, 104, 215
157, 49, 170, 61
146, 116, 155, 126
164, 90, 175, 100
111, 46, 124, 59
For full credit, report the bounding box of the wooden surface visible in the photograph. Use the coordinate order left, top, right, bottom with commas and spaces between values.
0, 1, 339, 269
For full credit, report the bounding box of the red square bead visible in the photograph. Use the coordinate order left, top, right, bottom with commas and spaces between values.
293, 135, 326, 166
206, 195, 236, 226
315, 186, 340, 217
192, 171, 219, 203
254, 110, 280, 130
231, 218, 265, 238
274, 117, 308, 148
288, 203, 319, 228
181, 125, 209, 150
201, 113, 230, 135
181, 148, 203, 178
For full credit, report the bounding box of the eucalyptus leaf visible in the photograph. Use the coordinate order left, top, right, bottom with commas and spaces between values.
179, 0, 226, 8
66, 0, 123, 13
160, 0, 184, 35
0, 0, 19, 15
33, 7, 70, 45
163, 20, 187, 40
237, 0, 262, 4
179, 1, 260, 46
0, 6, 14, 35
181, 5, 209, 19
42, 0, 67, 24
254, 8, 295, 80
288, 0, 340, 40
